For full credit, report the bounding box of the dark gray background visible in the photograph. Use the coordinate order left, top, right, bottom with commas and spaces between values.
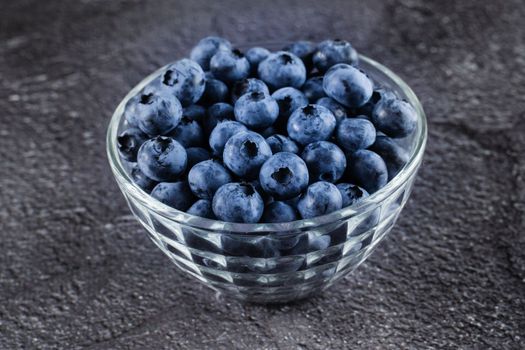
1, 0, 524, 349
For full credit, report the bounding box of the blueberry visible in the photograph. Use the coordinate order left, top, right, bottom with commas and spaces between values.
336, 183, 369, 207
284, 194, 302, 209
223, 131, 272, 179
137, 136, 187, 181
312, 39, 358, 72
161, 58, 206, 106
185, 147, 211, 170
283, 40, 316, 71
259, 152, 309, 200
351, 88, 396, 118
209, 120, 248, 156
301, 141, 346, 183
266, 134, 300, 154
261, 201, 299, 223
260, 125, 278, 138
187, 199, 216, 219
346, 150, 388, 193
210, 49, 250, 84
245, 47, 270, 75
127, 90, 182, 136
124, 82, 158, 127
151, 181, 194, 211
130, 164, 158, 193
369, 135, 409, 180
323, 64, 373, 108
234, 91, 279, 129
371, 98, 417, 138
302, 76, 326, 102
204, 103, 234, 134
297, 181, 343, 219
258, 51, 306, 90
182, 104, 206, 123
231, 78, 269, 104
316, 97, 348, 124
287, 104, 336, 145
198, 77, 229, 106
271, 87, 308, 131
167, 117, 204, 147
336, 118, 376, 153
190, 36, 232, 70
117, 127, 148, 162
212, 183, 264, 223
249, 179, 273, 204
188, 160, 232, 199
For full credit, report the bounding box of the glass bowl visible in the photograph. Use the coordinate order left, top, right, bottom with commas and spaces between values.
106, 45, 427, 303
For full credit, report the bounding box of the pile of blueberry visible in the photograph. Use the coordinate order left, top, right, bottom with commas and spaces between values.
117, 37, 417, 224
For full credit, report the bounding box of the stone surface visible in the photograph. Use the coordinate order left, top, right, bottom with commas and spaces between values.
1, 0, 524, 348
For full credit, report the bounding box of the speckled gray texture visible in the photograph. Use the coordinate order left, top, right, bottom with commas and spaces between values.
1, 0, 524, 349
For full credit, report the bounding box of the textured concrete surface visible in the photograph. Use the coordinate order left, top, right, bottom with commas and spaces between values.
1, 0, 524, 349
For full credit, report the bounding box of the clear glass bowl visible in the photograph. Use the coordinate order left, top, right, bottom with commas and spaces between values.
106, 46, 427, 303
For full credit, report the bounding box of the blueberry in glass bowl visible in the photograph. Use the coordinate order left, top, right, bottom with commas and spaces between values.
107, 38, 427, 303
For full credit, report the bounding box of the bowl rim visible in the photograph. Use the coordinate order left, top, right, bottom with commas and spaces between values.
106, 51, 427, 233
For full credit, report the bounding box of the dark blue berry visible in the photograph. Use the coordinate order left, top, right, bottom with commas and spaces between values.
346, 150, 388, 193
187, 199, 216, 219
313, 39, 358, 72
323, 64, 373, 108
369, 135, 409, 180
301, 141, 346, 183
137, 136, 187, 182
117, 127, 148, 162
336, 118, 376, 153
210, 49, 250, 84
336, 183, 369, 207
302, 76, 326, 102
188, 160, 232, 199
260, 125, 278, 138
245, 47, 271, 75
128, 90, 182, 136
223, 131, 272, 179
287, 104, 336, 145
258, 51, 306, 90
130, 164, 158, 193
271, 87, 308, 132
231, 78, 269, 104
212, 183, 264, 223
190, 36, 232, 71
297, 181, 343, 219
151, 181, 194, 211
185, 147, 211, 170
182, 104, 206, 123
209, 120, 247, 156
266, 134, 300, 154
372, 98, 417, 138
234, 91, 279, 129
261, 201, 299, 223
160, 59, 206, 106
199, 77, 229, 106
259, 152, 309, 200
283, 40, 316, 71
204, 102, 234, 134
167, 117, 204, 147
316, 97, 348, 124
352, 88, 396, 118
